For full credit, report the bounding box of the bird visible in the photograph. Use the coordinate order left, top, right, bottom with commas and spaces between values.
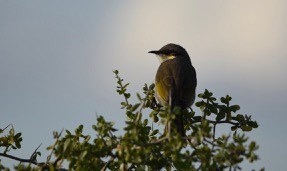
149, 43, 197, 136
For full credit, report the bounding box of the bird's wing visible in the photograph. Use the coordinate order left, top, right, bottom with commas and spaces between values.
155, 63, 175, 107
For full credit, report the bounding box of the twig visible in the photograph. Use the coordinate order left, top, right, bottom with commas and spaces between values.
101, 156, 115, 171
30, 143, 42, 161
53, 157, 63, 168
0, 153, 40, 166
209, 120, 238, 126
136, 84, 156, 123
1, 124, 12, 132
126, 164, 135, 171
46, 129, 64, 164
191, 119, 238, 126
149, 136, 168, 145
213, 123, 216, 139
0, 143, 44, 167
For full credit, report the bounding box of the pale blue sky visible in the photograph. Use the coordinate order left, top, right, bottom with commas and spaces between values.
1, 1, 287, 170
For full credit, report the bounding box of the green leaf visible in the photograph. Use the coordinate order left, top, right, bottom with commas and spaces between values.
195, 101, 205, 107
14, 133, 22, 139
131, 103, 141, 112
198, 93, 204, 98
124, 93, 131, 99
153, 115, 159, 123
121, 102, 127, 106
53, 131, 58, 138
66, 130, 72, 135
64, 139, 71, 152
248, 121, 259, 128
193, 116, 202, 122
150, 129, 159, 136
149, 83, 155, 90
15, 141, 21, 148
249, 141, 257, 151
231, 125, 238, 131
208, 104, 218, 114
143, 119, 148, 125
226, 113, 232, 121
220, 97, 227, 104
230, 105, 240, 112
9, 128, 14, 135
113, 70, 119, 75
174, 160, 191, 170
126, 111, 134, 119
149, 110, 158, 117
143, 84, 148, 91
236, 114, 245, 122
241, 125, 252, 132
76, 125, 84, 135
204, 89, 213, 97
136, 93, 142, 100
80, 151, 88, 160
216, 112, 225, 121
123, 83, 129, 89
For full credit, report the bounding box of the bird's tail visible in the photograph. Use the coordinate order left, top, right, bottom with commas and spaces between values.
172, 110, 185, 137
169, 88, 186, 137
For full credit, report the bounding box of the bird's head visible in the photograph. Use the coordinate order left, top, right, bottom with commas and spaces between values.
148, 43, 189, 63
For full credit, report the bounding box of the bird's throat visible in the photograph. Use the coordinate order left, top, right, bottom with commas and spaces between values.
157, 55, 176, 63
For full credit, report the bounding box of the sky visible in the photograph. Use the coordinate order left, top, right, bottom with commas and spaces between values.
1, 1, 287, 170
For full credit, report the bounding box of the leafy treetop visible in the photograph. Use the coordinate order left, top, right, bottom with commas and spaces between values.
0, 70, 263, 171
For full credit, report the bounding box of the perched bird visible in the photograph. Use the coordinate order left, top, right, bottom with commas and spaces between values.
149, 43, 197, 136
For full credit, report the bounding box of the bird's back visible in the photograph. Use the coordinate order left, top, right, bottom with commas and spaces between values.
155, 57, 197, 108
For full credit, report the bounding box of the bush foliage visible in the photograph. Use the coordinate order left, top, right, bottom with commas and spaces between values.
0, 71, 263, 170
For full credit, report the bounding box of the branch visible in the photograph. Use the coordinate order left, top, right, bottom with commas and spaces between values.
47, 129, 64, 165
101, 156, 114, 171
1, 124, 12, 131
0, 153, 40, 166
127, 163, 135, 171
0, 143, 44, 167
191, 119, 238, 126
29, 143, 41, 160
208, 120, 238, 126
212, 124, 216, 138
148, 136, 168, 146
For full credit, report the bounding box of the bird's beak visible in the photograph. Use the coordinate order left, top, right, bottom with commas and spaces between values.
148, 50, 160, 54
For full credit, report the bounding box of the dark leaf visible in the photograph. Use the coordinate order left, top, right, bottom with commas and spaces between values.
216, 112, 225, 121
241, 125, 252, 132
131, 103, 141, 112
248, 121, 259, 128
193, 116, 202, 122
230, 105, 240, 112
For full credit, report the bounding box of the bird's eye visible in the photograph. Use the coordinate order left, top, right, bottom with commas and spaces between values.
170, 51, 178, 56
165, 50, 174, 56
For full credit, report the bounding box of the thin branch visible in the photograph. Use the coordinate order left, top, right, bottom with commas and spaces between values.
136, 84, 156, 123
0, 153, 40, 166
191, 119, 238, 126
47, 129, 64, 164
53, 157, 63, 168
0, 143, 44, 167
101, 156, 114, 171
126, 164, 135, 171
149, 136, 168, 146
1, 124, 12, 131
202, 99, 209, 120
213, 123, 216, 139
138, 88, 150, 115
209, 120, 238, 126
29, 143, 42, 161
203, 138, 214, 146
